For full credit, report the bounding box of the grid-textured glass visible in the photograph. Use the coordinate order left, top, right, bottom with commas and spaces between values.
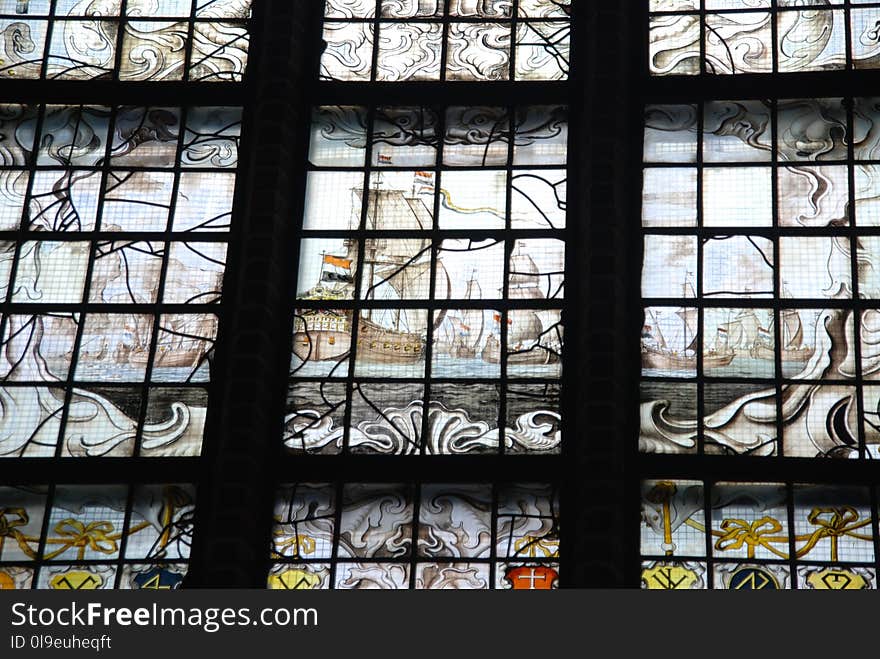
641, 480, 879, 589
320, 0, 571, 82
0, 0, 251, 81
639, 97, 880, 459
0, 483, 195, 589
0, 104, 241, 458
648, 1, 880, 76
269, 482, 560, 589
284, 104, 565, 455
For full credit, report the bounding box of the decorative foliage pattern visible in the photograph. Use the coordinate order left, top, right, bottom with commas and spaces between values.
0, 104, 242, 458
269, 482, 560, 589
0, 0, 251, 81
284, 105, 566, 455
320, 0, 570, 81
0, 484, 196, 589
641, 480, 878, 589
641, 98, 880, 459
649, 1, 880, 75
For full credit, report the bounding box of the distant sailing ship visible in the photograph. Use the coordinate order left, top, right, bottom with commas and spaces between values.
293, 168, 449, 364
482, 246, 561, 366
641, 277, 734, 370
717, 309, 761, 356
126, 316, 215, 368
751, 292, 814, 363
435, 272, 485, 360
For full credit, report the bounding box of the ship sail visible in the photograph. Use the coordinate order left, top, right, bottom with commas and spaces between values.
647, 309, 668, 350
356, 188, 432, 235
437, 315, 459, 354
371, 258, 433, 300
534, 309, 563, 349
458, 311, 484, 351
675, 307, 697, 353
779, 283, 803, 350
509, 250, 544, 301
354, 183, 435, 304
717, 310, 760, 349
507, 244, 547, 346
676, 278, 697, 352
357, 173, 452, 336
782, 309, 803, 350
460, 276, 484, 350
509, 310, 543, 344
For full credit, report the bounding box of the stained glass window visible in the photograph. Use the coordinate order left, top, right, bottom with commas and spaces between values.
0, 0, 251, 81
320, 0, 571, 82
639, 98, 880, 459
641, 480, 878, 589
269, 482, 559, 589
639, 0, 880, 580
0, 484, 195, 589
0, 104, 239, 458
649, 1, 880, 75
285, 104, 565, 455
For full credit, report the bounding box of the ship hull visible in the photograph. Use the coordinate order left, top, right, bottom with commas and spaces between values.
129, 349, 202, 368
481, 344, 560, 365
641, 348, 734, 370
292, 330, 352, 362
751, 344, 814, 363
356, 319, 424, 364
451, 345, 477, 360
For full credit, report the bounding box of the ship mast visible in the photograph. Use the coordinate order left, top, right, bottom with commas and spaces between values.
678, 274, 697, 353
648, 309, 667, 349
682, 277, 690, 353
366, 165, 382, 322
462, 269, 484, 350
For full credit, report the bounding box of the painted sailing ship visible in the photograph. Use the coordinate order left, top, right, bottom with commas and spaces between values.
128, 315, 215, 368
482, 246, 561, 365
751, 305, 814, 363
292, 308, 353, 363
292, 246, 356, 363
717, 309, 760, 356
641, 278, 735, 370
293, 169, 449, 364
435, 271, 485, 359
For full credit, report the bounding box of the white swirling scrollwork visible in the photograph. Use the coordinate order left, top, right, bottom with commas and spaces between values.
284, 400, 561, 454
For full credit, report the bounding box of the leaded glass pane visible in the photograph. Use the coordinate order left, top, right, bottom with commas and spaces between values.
0, 105, 241, 458
270, 482, 559, 589
0, 0, 251, 81
0, 484, 195, 589
640, 98, 880, 459
320, 0, 570, 81
285, 104, 565, 455
649, 3, 879, 75
641, 480, 879, 590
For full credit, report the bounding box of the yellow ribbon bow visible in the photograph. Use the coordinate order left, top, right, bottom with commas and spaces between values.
797, 507, 873, 561
272, 531, 316, 558
715, 517, 789, 559
514, 535, 559, 558
0, 508, 38, 559
44, 519, 118, 560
